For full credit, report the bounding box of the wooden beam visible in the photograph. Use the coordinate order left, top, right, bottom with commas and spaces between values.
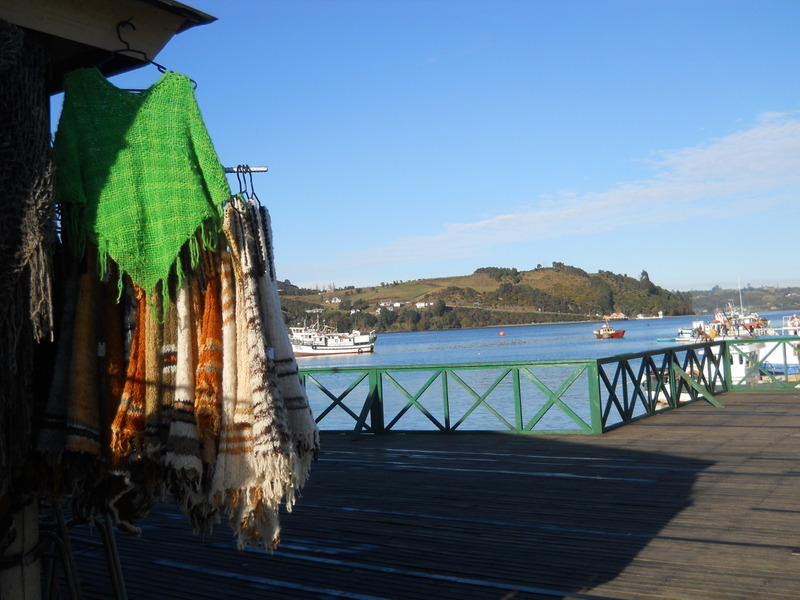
0, 0, 216, 92
0, 0, 210, 59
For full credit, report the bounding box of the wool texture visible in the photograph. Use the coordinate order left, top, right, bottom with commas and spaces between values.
34, 208, 317, 546
194, 249, 223, 467
134, 285, 166, 498
110, 287, 149, 459
0, 18, 55, 497
54, 68, 230, 297
231, 243, 255, 431
225, 199, 291, 461
0, 21, 54, 344
250, 199, 320, 486
159, 294, 178, 450
221, 196, 319, 549
165, 275, 218, 532
42, 67, 319, 545
143, 286, 164, 459
65, 247, 101, 456
220, 219, 272, 547
243, 198, 319, 510
36, 259, 79, 463
165, 278, 203, 480
39, 67, 318, 544
105, 288, 154, 536
219, 250, 238, 419
210, 248, 255, 510
97, 265, 127, 456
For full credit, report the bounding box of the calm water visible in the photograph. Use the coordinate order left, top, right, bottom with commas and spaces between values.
299, 310, 797, 431
297, 310, 798, 368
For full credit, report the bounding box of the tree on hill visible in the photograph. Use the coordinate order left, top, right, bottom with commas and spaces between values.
474, 267, 520, 282
587, 276, 614, 314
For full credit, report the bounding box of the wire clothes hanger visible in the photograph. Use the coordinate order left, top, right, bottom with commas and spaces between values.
235, 165, 247, 197
97, 20, 166, 72
225, 165, 267, 206
246, 166, 260, 205
96, 19, 196, 89
226, 165, 270, 277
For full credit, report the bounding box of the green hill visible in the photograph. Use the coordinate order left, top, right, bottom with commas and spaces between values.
688, 285, 800, 314
279, 264, 695, 333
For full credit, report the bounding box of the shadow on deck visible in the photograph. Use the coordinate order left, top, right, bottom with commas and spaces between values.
55, 391, 800, 599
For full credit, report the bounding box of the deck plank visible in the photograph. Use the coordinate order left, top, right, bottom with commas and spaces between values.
51, 390, 800, 599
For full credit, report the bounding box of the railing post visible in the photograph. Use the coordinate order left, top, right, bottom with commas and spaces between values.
352, 368, 386, 438
442, 369, 451, 431
368, 368, 385, 434
667, 349, 678, 407
722, 341, 732, 389
588, 361, 603, 433
512, 366, 523, 432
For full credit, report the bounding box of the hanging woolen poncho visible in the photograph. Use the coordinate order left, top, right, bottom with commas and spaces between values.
53, 68, 230, 295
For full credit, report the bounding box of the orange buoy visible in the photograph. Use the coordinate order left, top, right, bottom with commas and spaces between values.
499, 331, 505, 336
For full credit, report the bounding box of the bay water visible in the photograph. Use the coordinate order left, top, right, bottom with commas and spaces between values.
298, 310, 797, 430
297, 310, 796, 367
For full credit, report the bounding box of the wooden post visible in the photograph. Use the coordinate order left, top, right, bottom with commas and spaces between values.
0, 500, 41, 600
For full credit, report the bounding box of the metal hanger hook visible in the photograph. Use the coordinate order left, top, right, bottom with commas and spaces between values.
246, 166, 261, 204
116, 19, 136, 51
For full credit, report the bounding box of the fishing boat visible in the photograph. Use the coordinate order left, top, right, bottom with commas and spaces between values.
289, 319, 377, 357
594, 321, 625, 339
779, 314, 800, 336
667, 304, 775, 343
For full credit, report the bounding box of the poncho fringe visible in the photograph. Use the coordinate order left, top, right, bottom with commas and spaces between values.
53, 208, 318, 549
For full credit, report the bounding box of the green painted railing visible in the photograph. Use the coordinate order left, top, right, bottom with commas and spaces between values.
725, 336, 800, 390
298, 337, 800, 435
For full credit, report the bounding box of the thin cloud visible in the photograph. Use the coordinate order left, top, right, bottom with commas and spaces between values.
298, 112, 800, 279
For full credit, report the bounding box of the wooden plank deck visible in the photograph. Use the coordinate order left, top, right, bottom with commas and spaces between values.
53, 390, 800, 599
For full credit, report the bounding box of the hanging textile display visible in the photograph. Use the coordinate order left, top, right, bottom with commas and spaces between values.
215, 195, 319, 548
54, 67, 228, 296
0, 18, 55, 544
45, 66, 319, 550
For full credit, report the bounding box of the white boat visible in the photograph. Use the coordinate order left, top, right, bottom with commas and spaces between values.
636, 311, 664, 320
778, 314, 800, 336
725, 339, 800, 383
289, 319, 377, 357
670, 303, 775, 343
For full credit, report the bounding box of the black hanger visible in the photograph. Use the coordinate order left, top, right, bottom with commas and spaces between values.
96, 19, 167, 73
236, 165, 248, 197
96, 19, 197, 89
246, 166, 261, 205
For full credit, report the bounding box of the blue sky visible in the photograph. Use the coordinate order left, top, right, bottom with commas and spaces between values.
57, 0, 800, 292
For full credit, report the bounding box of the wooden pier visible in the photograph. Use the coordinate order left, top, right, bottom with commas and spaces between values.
54, 390, 800, 599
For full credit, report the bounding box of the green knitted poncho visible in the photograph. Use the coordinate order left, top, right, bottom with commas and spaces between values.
54, 68, 230, 295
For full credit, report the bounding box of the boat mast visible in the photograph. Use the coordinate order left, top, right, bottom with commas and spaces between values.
737, 275, 744, 313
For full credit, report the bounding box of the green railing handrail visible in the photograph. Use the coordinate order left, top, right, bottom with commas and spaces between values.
725, 336, 800, 390
298, 336, 800, 436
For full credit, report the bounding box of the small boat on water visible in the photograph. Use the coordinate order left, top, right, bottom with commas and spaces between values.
779, 314, 800, 336
636, 311, 664, 320
289, 319, 377, 357
666, 303, 775, 343
594, 321, 625, 339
